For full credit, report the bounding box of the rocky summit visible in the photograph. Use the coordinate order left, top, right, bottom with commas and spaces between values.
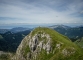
12, 27, 83, 60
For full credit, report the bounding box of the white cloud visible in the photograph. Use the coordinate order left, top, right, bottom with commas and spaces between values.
0, 0, 83, 24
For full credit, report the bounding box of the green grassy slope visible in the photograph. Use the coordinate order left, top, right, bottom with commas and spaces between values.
30, 27, 83, 60
75, 37, 83, 48
11, 27, 83, 60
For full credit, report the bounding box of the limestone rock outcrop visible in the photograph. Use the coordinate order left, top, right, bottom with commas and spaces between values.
12, 31, 52, 60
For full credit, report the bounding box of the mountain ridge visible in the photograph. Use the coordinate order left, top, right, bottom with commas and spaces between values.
12, 27, 83, 60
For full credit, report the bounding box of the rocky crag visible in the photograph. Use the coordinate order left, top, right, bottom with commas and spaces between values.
12, 27, 83, 60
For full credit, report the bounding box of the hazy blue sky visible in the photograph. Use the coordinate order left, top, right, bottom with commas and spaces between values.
0, 0, 83, 24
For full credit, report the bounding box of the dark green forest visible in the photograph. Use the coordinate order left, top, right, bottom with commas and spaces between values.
0, 30, 30, 52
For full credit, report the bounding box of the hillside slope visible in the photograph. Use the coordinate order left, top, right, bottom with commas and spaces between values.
75, 37, 83, 48
12, 27, 83, 60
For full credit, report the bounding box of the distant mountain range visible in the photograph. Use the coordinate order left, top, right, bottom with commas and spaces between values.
10, 27, 31, 33
0, 27, 32, 34
49, 25, 83, 41
49, 25, 71, 29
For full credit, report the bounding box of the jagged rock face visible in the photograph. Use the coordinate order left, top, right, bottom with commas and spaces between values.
28, 32, 51, 54
12, 31, 52, 60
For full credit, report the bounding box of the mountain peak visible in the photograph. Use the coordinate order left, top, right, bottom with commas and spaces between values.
12, 27, 83, 60
49, 25, 71, 29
